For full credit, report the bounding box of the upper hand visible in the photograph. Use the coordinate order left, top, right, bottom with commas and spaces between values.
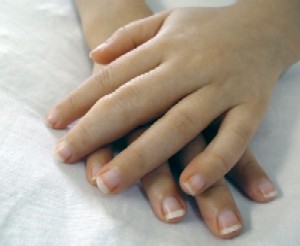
47, 5, 290, 196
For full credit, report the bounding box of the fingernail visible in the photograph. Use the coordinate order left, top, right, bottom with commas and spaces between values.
183, 174, 205, 195
218, 210, 242, 235
96, 168, 120, 194
258, 179, 277, 199
89, 43, 109, 58
162, 197, 185, 221
91, 162, 105, 180
46, 109, 58, 128
54, 140, 72, 162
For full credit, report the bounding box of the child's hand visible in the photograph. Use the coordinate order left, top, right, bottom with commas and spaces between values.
48, 3, 300, 196
85, 124, 275, 238
79, 65, 275, 239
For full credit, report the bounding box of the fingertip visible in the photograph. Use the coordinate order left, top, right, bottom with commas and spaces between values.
95, 168, 121, 195
53, 139, 72, 163
87, 160, 106, 186
86, 147, 114, 186
161, 196, 186, 223
201, 205, 243, 239
149, 195, 186, 223
255, 178, 278, 202
89, 43, 113, 64
45, 109, 58, 128
235, 179, 278, 204
90, 43, 108, 55
45, 108, 69, 130
217, 209, 243, 239
228, 148, 278, 203
181, 173, 206, 196
89, 46, 103, 61
140, 162, 187, 223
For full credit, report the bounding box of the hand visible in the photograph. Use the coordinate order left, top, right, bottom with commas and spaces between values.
85, 123, 276, 238
48, 2, 300, 197
86, 61, 276, 239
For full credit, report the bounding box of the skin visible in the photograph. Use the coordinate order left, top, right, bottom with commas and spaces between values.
50, 1, 300, 193
45, 0, 300, 238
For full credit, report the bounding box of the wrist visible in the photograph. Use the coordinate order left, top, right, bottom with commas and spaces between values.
76, 0, 152, 49
237, 0, 300, 69
279, 0, 300, 67
267, 0, 300, 68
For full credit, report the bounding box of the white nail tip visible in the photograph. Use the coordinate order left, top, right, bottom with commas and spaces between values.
52, 148, 64, 163
263, 190, 278, 199
95, 177, 109, 194
45, 119, 53, 128
183, 182, 195, 195
220, 224, 242, 235
165, 209, 185, 221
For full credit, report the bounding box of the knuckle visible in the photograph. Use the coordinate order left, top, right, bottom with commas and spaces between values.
92, 67, 113, 92
144, 166, 170, 183
210, 151, 231, 175
199, 180, 227, 198
238, 159, 255, 175
235, 154, 258, 176
57, 94, 77, 115
231, 125, 252, 147
152, 164, 170, 177
67, 94, 77, 112
121, 84, 140, 104
210, 179, 227, 192
76, 121, 93, 146
170, 110, 196, 138
109, 84, 140, 119
129, 147, 148, 173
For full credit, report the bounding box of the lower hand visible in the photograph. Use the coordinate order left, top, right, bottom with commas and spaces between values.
83, 65, 276, 239
85, 115, 276, 238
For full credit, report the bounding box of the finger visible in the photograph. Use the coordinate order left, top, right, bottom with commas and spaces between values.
53, 63, 204, 163
176, 136, 242, 238
93, 86, 228, 194
127, 129, 186, 223
227, 148, 277, 202
46, 12, 168, 129
179, 104, 262, 196
195, 179, 243, 238
203, 122, 277, 202
46, 42, 161, 129
90, 11, 170, 64
85, 145, 113, 186
141, 163, 187, 222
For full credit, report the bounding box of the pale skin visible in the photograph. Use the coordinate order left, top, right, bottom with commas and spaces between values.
46, 0, 300, 239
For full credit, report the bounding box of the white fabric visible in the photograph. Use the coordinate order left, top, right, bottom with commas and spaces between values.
1, 1, 300, 245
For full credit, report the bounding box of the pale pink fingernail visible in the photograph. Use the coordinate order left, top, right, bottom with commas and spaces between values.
162, 197, 185, 221
54, 140, 72, 162
96, 168, 120, 194
46, 109, 58, 128
258, 179, 277, 199
91, 162, 105, 180
89, 43, 109, 58
218, 210, 242, 235
183, 174, 205, 195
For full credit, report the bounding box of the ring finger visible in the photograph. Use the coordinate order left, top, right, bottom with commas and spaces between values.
176, 135, 242, 238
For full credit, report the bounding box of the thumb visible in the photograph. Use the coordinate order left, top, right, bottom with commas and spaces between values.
89, 11, 170, 64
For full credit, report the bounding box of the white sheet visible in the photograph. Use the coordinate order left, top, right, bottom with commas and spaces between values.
1, 1, 300, 245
